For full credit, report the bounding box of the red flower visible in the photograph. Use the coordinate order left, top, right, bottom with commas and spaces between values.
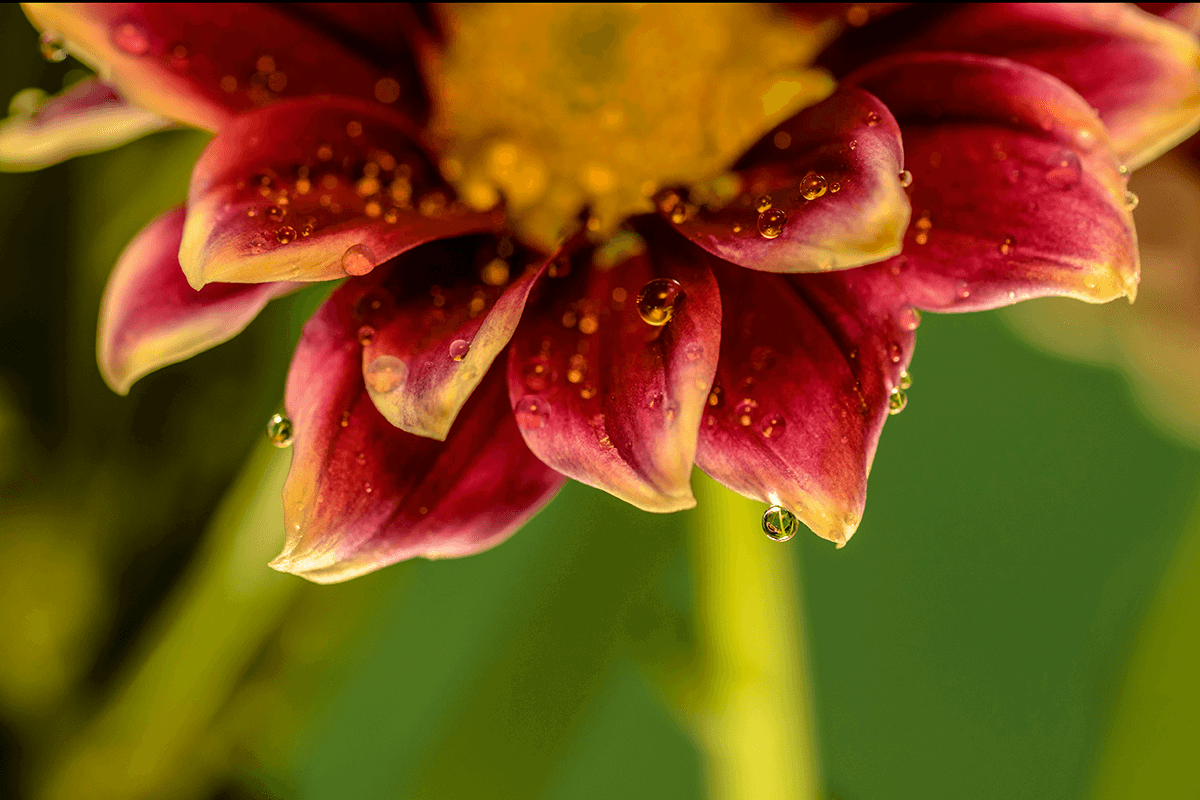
9, 3, 1199, 581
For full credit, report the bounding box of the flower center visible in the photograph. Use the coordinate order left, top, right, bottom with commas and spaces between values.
433, 4, 837, 250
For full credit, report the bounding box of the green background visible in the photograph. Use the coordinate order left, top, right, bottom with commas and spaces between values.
2, 5, 1197, 798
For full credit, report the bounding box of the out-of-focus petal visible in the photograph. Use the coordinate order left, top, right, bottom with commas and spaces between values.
696, 263, 914, 546
505, 220, 721, 513
180, 97, 502, 289
656, 86, 909, 273
20, 3, 421, 132
324, 235, 543, 440
1142, 3, 1200, 35
847, 53, 1138, 310
273, 299, 563, 584
0, 77, 171, 171
97, 207, 297, 395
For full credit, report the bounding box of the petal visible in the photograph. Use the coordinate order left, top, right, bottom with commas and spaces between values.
696, 263, 914, 546
657, 86, 910, 273
847, 53, 1139, 310
0, 77, 171, 171
273, 300, 563, 584
180, 96, 503, 289
325, 235, 542, 440
505, 220, 721, 513
97, 207, 298, 395
21, 3, 418, 131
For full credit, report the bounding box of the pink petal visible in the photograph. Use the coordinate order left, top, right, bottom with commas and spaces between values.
325, 235, 543, 440
696, 263, 914, 546
505, 220, 721, 513
21, 3, 421, 131
656, 86, 910, 273
180, 96, 503, 288
0, 77, 171, 171
847, 53, 1139, 310
97, 207, 297, 394
274, 298, 564, 584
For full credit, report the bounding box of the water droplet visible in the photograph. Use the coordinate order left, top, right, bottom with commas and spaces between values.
899, 306, 922, 331
340, 410, 351, 427
266, 413, 294, 447
750, 346, 777, 371
755, 194, 773, 213
342, 244, 376, 276
481, 258, 510, 286
39, 33, 67, 62
761, 414, 786, 439
1124, 190, 1139, 211
356, 325, 375, 345
800, 173, 828, 200
111, 21, 149, 55
365, 355, 408, 394
898, 170, 913, 188
758, 208, 787, 239
762, 505, 800, 542
1045, 151, 1082, 190
275, 226, 297, 244
265, 205, 285, 222
684, 342, 705, 362
866, 112, 881, 127
899, 370, 913, 390
735, 398, 758, 426
567, 353, 587, 383
707, 385, 724, 408
636, 278, 685, 326
647, 391, 664, 410
829, 182, 842, 193
579, 384, 598, 400
522, 356, 555, 392
955, 280, 971, 299
1118, 164, 1129, 176
888, 387, 907, 415
998, 235, 1015, 255
449, 339, 470, 361
1074, 128, 1096, 150
514, 396, 550, 429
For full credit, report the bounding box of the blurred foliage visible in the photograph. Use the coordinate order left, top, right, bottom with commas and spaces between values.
3, 4, 1200, 800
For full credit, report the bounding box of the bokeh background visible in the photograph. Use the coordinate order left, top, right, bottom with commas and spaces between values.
2, 5, 1199, 799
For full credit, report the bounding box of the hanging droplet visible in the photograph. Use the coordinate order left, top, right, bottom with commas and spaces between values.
898, 306, 922, 331
636, 278, 685, 326
898, 170, 913, 188
755, 194, 773, 213
266, 413, 294, 447
111, 21, 150, 55
514, 396, 550, 429
275, 226, 297, 244
899, 370, 913, 390
998, 235, 1015, 256
799, 173, 828, 200
449, 339, 470, 361
365, 355, 408, 394
762, 505, 800, 542
39, 33, 68, 62
1124, 190, 1139, 211
888, 387, 907, 415
342, 244, 377, 276
757, 207, 787, 239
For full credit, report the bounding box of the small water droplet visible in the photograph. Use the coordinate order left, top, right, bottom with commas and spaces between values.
111, 21, 149, 55
365, 355, 408, 394
1045, 151, 1082, 190
899, 306, 922, 331
39, 33, 67, 62
356, 325, 375, 345
567, 353, 587, 383
1118, 164, 1129, 176
514, 396, 550, 429
342, 244, 376, 276
829, 181, 842, 193
761, 414, 786, 439
707, 385, 724, 408
579, 384, 598, 400
955, 280, 971, 299
898, 169, 913, 188
757, 208, 787, 238
275, 225, 297, 244
865, 112, 881, 127
449, 339, 470, 361
799, 173, 828, 200
887, 341, 902, 364
266, 413, 294, 447
265, 205, 285, 222
684, 342, 705, 362
522, 356, 555, 391
1124, 190, 1139, 211
735, 398, 758, 426
755, 194, 773, 213
762, 505, 800, 542
998, 235, 1015, 255
899, 370, 913, 390
636, 278, 685, 326
888, 387, 907, 415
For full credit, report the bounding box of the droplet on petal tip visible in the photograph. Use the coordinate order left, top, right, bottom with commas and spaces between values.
762, 504, 799, 542
266, 413, 294, 447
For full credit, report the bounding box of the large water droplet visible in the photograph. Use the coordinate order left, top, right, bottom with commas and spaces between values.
266, 413, 294, 447
514, 396, 550, 429
636, 278, 684, 326
365, 355, 408, 394
800, 173, 828, 200
757, 207, 787, 238
111, 21, 150, 55
1045, 151, 1082, 190
888, 387, 907, 415
449, 339, 470, 361
342, 244, 377, 276
762, 505, 800, 542
39, 33, 67, 62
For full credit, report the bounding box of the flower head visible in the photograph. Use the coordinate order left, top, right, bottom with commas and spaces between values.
7, 3, 1200, 581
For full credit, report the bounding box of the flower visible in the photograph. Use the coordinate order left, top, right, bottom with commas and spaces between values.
7, 3, 1199, 582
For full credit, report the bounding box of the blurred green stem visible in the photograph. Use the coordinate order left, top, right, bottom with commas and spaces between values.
688, 474, 820, 799
36, 441, 301, 800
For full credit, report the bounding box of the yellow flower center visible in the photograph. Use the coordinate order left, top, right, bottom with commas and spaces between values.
433, 4, 837, 250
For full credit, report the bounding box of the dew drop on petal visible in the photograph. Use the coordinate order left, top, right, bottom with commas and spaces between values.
898, 170, 913, 188
955, 280, 971, 299
266, 413, 294, 447
1124, 191, 1139, 211
111, 21, 149, 55
514, 396, 550, 430
39, 34, 67, 62
898, 306, 922, 331
755, 194, 773, 213
761, 414, 786, 439
998, 235, 1015, 256
342, 244, 377, 276
899, 370, 913, 390
356, 325, 375, 346
265, 205, 285, 222
762, 505, 799, 542
636, 278, 684, 326
523, 356, 555, 391
757, 208, 787, 239
275, 226, 297, 244
365, 355, 408, 394
1045, 151, 1082, 190
865, 111, 881, 127
566, 353, 587, 383
799, 173, 828, 200
449, 339, 470, 361
887, 341, 902, 363
735, 398, 758, 426
888, 387, 907, 415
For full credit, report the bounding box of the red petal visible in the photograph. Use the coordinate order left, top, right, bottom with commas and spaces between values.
180, 96, 502, 288
0, 77, 171, 171
97, 207, 297, 395
696, 263, 914, 546
505, 221, 721, 512
657, 86, 910, 273
848, 53, 1139, 310
274, 297, 563, 584
21, 3, 425, 131
325, 235, 543, 440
